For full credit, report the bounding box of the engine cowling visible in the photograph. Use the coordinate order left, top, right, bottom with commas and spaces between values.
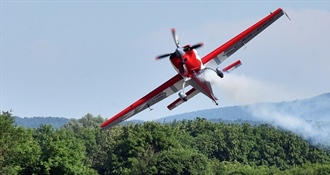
216, 67, 224, 78
179, 92, 188, 102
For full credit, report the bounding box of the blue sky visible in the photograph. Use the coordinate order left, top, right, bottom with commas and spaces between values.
1, 1, 330, 120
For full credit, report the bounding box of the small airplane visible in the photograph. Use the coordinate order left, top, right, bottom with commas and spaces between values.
101, 8, 289, 130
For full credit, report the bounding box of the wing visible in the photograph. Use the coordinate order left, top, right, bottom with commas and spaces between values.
202, 8, 285, 66
101, 74, 183, 130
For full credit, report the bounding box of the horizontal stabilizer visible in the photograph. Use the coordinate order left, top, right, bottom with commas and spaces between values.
167, 88, 199, 110
222, 60, 242, 73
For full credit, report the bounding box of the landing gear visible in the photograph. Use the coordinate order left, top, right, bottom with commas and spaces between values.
204, 67, 224, 78
215, 67, 224, 78
179, 80, 188, 102
179, 92, 187, 101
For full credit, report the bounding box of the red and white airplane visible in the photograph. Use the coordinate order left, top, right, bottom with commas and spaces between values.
101, 8, 289, 130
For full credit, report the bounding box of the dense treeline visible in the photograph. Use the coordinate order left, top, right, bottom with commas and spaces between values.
1, 111, 330, 175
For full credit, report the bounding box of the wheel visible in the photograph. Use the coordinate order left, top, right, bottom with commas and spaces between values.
179, 92, 188, 102
216, 67, 224, 78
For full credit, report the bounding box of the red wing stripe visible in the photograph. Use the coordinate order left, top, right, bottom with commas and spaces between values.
202, 8, 284, 65
101, 74, 182, 129
167, 99, 181, 110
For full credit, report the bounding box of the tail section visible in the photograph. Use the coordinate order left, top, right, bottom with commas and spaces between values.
167, 88, 199, 110
222, 60, 242, 73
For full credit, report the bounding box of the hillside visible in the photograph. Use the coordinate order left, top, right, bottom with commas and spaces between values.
157, 92, 330, 122
13, 92, 330, 128
14, 116, 69, 129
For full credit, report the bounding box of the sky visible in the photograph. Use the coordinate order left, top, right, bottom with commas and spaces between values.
1, 1, 330, 121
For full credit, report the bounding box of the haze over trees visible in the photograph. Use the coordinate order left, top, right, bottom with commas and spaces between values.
1, 111, 330, 175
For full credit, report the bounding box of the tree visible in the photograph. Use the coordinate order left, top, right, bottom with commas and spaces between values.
147, 148, 211, 175
0, 111, 41, 174
33, 125, 97, 175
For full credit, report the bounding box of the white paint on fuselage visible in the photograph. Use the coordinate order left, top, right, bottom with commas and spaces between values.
193, 49, 205, 69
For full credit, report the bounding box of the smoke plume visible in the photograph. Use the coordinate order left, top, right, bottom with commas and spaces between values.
246, 103, 330, 146
205, 72, 330, 147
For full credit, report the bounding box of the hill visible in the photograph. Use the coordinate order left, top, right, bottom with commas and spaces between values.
156, 92, 330, 122
14, 116, 69, 129
12, 92, 330, 128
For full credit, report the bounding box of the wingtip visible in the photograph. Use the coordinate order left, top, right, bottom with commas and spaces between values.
283, 10, 291, 21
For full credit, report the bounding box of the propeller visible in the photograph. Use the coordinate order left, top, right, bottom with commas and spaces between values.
155, 53, 172, 60
171, 28, 180, 48
155, 28, 203, 61
183, 42, 204, 52
155, 28, 180, 60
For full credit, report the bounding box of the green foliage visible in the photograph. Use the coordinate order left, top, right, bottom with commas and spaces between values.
0, 111, 42, 174
2, 111, 330, 174
33, 126, 97, 175
146, 148, 211, 175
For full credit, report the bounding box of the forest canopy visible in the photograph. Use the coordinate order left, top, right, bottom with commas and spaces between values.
1, 111, 330, 175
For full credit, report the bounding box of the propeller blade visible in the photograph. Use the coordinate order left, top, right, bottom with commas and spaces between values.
183, 42, 204, 52
155, 53, 171, 60
171, 28, 179, 48
190, 42, 203, 50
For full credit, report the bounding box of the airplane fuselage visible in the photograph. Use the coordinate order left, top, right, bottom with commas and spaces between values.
169, 49, 204, 78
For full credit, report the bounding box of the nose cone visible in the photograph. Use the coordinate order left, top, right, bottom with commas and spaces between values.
175, 48, 185, 59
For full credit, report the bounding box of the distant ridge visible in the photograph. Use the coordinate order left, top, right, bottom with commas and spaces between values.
155, 106, 253, 122
13, 92, 330, 128
156, 92, 330, 122
14, 116, 69, 129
